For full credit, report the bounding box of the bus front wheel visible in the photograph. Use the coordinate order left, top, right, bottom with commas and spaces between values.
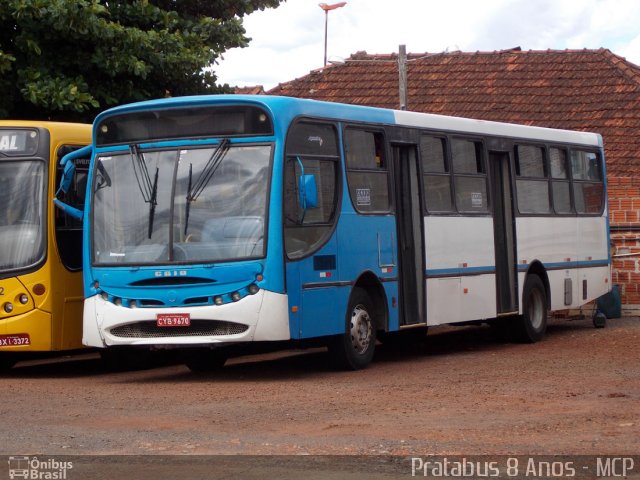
515, 275, 548, 343
184, 348, 227, 372
328, 287, 377, 370
0, 354, 17, 372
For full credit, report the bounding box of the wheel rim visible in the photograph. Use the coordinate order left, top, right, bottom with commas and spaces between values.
349, 303, 372, 355
528, 288, 545, 330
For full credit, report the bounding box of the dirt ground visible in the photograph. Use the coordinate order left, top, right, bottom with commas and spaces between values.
0, 315, 638, 457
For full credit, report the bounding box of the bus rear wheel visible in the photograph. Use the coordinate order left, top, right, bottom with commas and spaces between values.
515, 275, 548, 343
328, 287, 376, 370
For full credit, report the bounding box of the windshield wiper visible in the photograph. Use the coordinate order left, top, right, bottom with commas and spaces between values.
184, 163, 193, 236
130, 144, 159, 239
148, 167, 159, 239
184, 138, 230, 235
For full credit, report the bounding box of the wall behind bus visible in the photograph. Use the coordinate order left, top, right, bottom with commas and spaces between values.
608, 176, 640, 314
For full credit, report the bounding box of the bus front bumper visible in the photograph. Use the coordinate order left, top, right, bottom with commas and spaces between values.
0, 308, 52, 351
83, 290, 291, 348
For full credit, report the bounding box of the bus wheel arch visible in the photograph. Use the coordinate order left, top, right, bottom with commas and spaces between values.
327, 273, 386, 370
352, 270, 389, 333
525, 261, 551, 309
516, 264, 549, 343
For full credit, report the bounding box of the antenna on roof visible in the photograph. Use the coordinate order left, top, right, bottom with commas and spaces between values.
398, 44, 408, 110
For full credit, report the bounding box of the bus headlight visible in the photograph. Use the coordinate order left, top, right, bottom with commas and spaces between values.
231, 292, 241, 302
3, 302, 13, 313
214, 296, 223, 306
248, 284, 260, 295
19, 294, 29, 305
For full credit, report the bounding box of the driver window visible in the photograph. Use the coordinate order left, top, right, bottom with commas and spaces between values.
284, 121, 339, 259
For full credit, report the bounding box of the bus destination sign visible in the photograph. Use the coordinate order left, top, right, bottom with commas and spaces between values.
0, 129, 38, 156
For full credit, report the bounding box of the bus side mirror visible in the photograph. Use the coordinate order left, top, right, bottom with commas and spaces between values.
295, 157, 318, 212
299, 174, 318, 210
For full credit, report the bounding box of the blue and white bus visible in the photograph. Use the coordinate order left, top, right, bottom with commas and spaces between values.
56, 95, 611, 370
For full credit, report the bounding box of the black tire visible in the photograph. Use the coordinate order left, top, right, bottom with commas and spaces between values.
184, 348, 227, 372
593, 311, 607, 328
328, 287, 377, 370
379, 326, 428, 351
514, 275, 548, 343
100, 348, 155, 372
0, 354, 17, 372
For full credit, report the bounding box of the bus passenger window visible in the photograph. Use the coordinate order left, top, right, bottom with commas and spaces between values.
451, 139, 488, 212
344, 129, 389, 213
571, 150, 603, 214
550, 147, 572, 214
420, 135, 453, 212
284, 121, 339, 259
515, 145, 550, 214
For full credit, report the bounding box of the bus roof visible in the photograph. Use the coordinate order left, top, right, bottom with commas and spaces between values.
94, 95, 603, 148
0, 120, 91, 129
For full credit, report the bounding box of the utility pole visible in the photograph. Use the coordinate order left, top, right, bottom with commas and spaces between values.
398, 44, 407, 110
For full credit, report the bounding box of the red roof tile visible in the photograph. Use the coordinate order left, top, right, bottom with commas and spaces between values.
268, 48, 640, 176
234, 85, 265, 95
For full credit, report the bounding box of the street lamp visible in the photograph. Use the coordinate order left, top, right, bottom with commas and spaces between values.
319, 2, 347, 67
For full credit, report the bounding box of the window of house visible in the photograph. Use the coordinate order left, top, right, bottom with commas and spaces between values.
420, 135, 453, 212
344, 129, 390, 213
451, 138, 488, 212
284, 121, 339, 259
515, 144, 550, 214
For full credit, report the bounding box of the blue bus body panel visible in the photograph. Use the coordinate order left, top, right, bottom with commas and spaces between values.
337, 213, 400, 332
281, 106, 399, 339
89, 261, 264, 306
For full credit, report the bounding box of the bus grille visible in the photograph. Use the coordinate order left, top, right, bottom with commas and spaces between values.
109, 320, 249, 338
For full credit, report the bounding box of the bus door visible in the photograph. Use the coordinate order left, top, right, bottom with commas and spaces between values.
54, 145, 90, 349
489, 151, 518, 314
392, 144, 426, 326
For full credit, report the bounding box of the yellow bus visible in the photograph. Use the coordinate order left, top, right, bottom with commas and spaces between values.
0, 121, 91, 369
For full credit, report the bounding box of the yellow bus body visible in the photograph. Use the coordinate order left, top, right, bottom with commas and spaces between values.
0, 121, 91, 354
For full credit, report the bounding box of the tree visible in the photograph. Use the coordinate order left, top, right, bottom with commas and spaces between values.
0, 0, 282, 121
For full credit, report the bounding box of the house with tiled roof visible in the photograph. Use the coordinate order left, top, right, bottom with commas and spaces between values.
268, 48, 640, 312
234, 85, 266, 95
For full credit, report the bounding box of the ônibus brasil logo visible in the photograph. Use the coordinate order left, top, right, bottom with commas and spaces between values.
8, 457, 73, 479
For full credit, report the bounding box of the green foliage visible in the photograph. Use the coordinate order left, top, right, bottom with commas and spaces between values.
0, 0, 283, 121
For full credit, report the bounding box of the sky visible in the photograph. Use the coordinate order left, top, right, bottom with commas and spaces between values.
215, 0, 640, 90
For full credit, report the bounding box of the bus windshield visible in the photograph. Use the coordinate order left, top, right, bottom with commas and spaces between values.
0, 161, 45, 271
92, 144, 271, 265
